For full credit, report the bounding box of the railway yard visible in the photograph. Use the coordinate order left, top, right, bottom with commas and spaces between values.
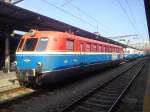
0, 1, 150, 112
0, 57, 149, 112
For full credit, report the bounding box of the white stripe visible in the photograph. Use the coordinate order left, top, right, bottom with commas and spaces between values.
16, 52, 120, 55
84, 52, 120, 54
16, 52, 80, 55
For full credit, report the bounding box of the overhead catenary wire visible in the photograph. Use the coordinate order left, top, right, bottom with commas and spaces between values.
124, 0, 137, 26
61, 0, 74, 6
124, 0, 142, 39
62, 0, 117, 35
117, 0, 138, 33
41, 0, 114, 36
41, 0, 97, 29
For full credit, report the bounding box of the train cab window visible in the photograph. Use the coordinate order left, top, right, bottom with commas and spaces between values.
66, 39, 74, 51
93, 44, 97, 52
23, 38, 38, 51
17, 39, 24, 51
36, 37, 48, 51
86, 43, 91, 52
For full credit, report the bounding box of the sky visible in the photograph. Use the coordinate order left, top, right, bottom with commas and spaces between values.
16, 0, 149, 44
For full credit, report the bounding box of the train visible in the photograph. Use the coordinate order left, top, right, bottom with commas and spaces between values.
15, 30, 144, 87
123, 47, 144, 60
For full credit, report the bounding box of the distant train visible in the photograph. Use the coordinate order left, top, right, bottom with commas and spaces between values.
15, 30, 144, 87
123, 47, 144, 60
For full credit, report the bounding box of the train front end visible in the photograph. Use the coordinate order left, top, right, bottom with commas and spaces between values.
15, 30, 50, 87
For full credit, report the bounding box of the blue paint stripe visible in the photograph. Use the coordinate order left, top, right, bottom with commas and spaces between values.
16, 54, 121, 72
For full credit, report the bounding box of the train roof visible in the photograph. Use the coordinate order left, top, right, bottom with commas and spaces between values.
23, 30, 123, 49
125, 46, 143, 51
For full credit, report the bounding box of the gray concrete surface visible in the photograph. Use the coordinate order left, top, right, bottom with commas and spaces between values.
0, 71, 19, 92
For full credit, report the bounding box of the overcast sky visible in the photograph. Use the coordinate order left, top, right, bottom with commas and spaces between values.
16, 0, 149, 44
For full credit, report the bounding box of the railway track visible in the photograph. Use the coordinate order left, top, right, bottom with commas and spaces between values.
0, 59, 146, 112
61, 60, 145, 112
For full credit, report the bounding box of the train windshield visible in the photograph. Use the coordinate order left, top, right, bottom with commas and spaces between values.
23, 38, 38, 51
36, 37, 48, 51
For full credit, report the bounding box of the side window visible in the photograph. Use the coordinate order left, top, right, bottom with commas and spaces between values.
115, 48, 117, 52
101, 46, 104, 52
112, 47, 114, 52
118, 48, 120, 53
106, 46, 108, 52
117, 48, 118, 53
66, 39, 74, 51
109, 47, 112, 52
93, 44, 97, 52
103, 46, 106, 52
80, 43, 84, 52
99, 45, 102, 52
107, 47, 109, 52
114, 48, 116, 52
117, 48, 119, 53
86, 43, 91, 52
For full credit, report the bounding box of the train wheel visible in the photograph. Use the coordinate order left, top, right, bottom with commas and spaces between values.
16, 71, 29, 87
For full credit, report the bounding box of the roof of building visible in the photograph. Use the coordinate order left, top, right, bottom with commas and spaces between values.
144, 0, 150, 39
0, 1, 127, 47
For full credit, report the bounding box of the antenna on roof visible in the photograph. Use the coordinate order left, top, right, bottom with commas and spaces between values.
94, 32, 101, 38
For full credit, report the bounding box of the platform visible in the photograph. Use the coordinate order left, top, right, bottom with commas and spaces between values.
0, 71, 19, 92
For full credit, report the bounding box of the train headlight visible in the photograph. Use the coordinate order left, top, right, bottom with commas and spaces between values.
37, 62, 42, 67
14, 61, 17, 66
37, 62, 42, 72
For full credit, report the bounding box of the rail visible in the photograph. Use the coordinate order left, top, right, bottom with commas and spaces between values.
61, 60, 145, 112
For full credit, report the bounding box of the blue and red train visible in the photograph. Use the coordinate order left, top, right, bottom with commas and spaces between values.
15, 30, 144, 87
